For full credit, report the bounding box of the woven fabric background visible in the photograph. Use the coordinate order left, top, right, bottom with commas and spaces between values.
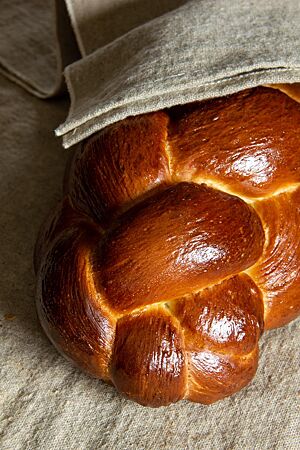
0, 1, 299, 448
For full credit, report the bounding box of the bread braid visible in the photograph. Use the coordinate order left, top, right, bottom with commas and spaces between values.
35, 86, 300, 406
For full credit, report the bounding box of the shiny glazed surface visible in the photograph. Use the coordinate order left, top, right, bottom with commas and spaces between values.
35, 86, 300, 407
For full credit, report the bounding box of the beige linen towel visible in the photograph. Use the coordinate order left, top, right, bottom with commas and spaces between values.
0, 0, 79, 97
1, 0, 300, 145
57, 0, 300, 147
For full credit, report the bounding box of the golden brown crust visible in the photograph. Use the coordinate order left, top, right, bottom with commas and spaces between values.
171, 274, 264, 355
111, 307, 186, 406
36, 200, 115, 380
169, 87, 300, 199
270, 83, 300, 103
67, 111, 171, 227
187, 347, 259, 404
98, 182, 264, 313
34, 196, 100, 273
248, 187, 300, 329
35, 86, 300, 407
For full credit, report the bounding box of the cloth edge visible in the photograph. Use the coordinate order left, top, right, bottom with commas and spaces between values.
57, 67, 300, 148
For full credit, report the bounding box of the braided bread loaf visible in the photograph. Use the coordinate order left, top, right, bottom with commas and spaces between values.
35, 86, 300, 407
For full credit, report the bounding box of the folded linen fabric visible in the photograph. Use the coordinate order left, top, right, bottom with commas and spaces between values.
57, 0, 300, 147
1, 0, 299, 145
0, 0, 79, 97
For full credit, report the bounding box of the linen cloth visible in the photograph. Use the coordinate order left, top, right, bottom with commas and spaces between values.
58, 0, 300, 147
0, 1, 299, 449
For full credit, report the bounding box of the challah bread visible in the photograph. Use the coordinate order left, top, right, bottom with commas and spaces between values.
35, 86, 300, 407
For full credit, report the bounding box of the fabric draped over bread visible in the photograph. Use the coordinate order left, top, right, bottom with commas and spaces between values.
1, 1, 300, 147
35, 87, 300, 406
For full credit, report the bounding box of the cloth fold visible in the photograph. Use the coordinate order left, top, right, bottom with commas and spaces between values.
1, 0, 299, 145
57, 0, 300, 147
0, 0, 79, 97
